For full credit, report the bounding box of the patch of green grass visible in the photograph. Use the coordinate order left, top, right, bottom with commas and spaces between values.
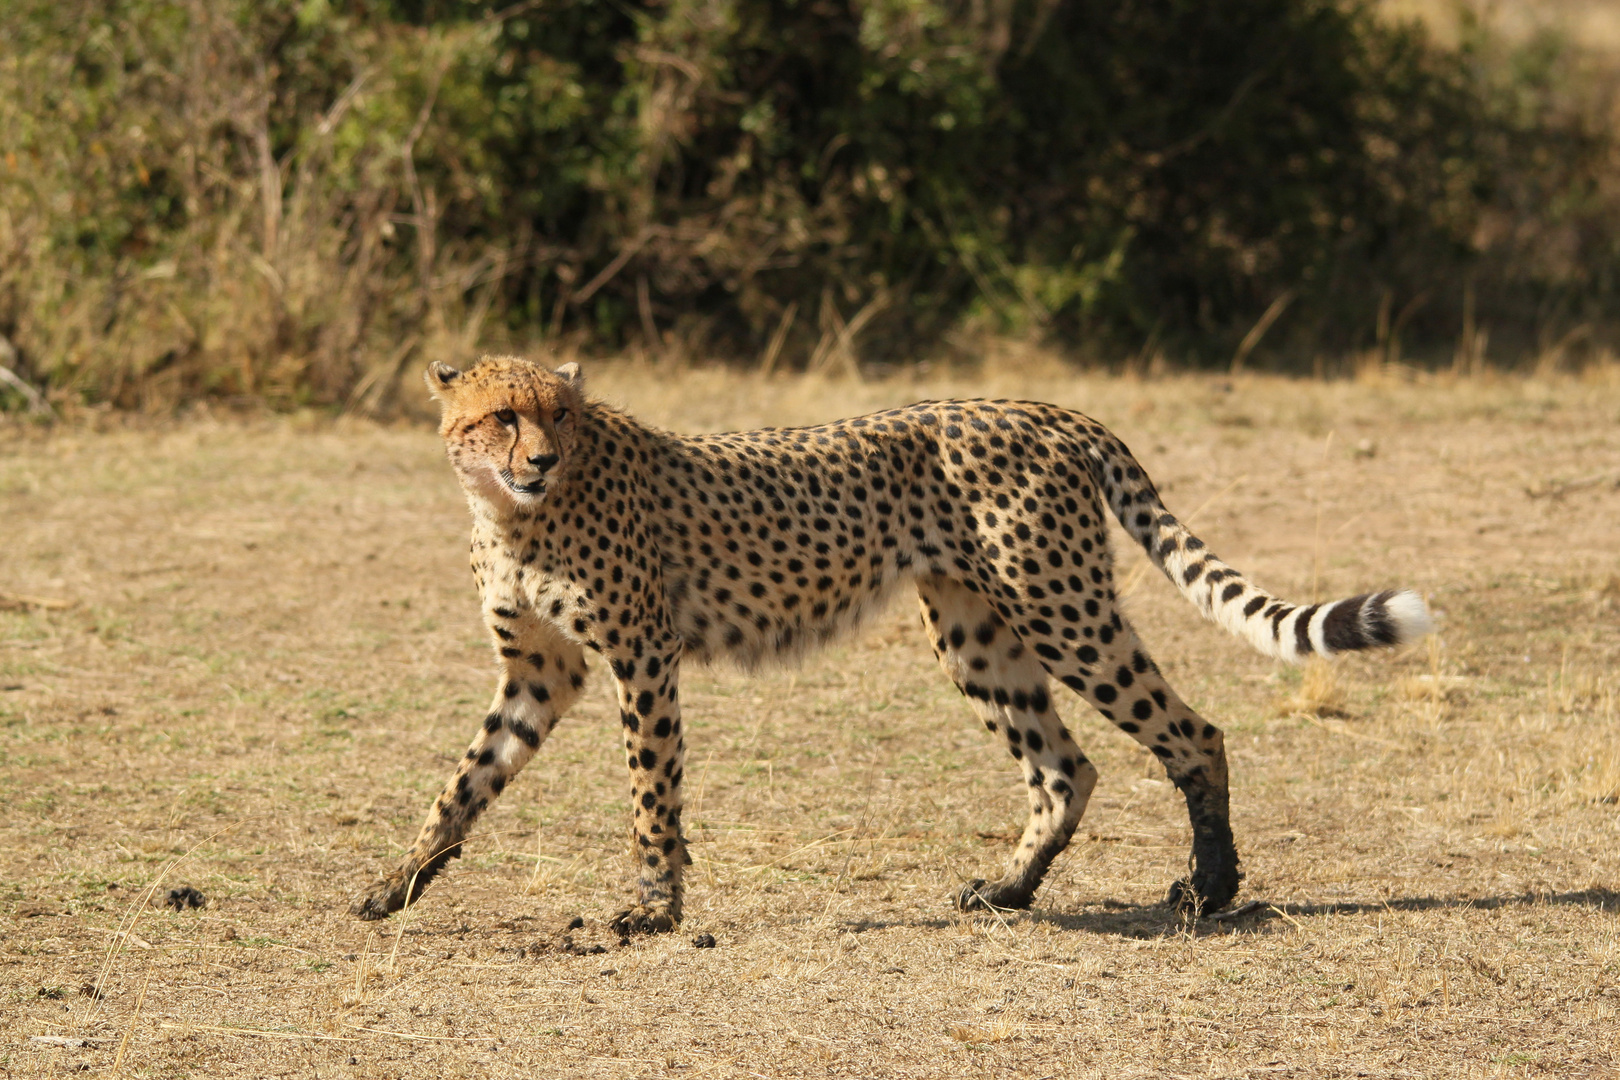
232, 935, 286, 949
1491, 1051, 1539, 1067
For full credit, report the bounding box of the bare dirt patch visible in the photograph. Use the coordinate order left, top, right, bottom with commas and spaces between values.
2, 365, 1618, 1078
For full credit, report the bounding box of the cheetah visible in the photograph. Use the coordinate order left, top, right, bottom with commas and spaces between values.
352, 355, 1431, 933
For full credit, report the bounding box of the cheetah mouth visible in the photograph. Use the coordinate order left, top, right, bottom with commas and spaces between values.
500, 468, 547, 497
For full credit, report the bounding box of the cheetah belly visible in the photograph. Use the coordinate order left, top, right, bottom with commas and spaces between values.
658, 514, 928, 671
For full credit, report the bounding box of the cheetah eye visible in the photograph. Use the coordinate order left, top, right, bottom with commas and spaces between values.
553, 407, 569, 423
494, 409, 517, 426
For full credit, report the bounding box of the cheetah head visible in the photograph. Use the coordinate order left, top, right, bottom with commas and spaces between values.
425, 355, 586, 509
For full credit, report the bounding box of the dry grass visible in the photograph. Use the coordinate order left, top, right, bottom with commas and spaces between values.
2, 363, 1619, 1078
1381, 0, 1620, 54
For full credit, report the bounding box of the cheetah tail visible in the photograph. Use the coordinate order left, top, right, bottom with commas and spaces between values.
1090, 444, 1433, 663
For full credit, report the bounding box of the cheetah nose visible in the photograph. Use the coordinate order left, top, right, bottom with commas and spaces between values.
528, 453, 559, 471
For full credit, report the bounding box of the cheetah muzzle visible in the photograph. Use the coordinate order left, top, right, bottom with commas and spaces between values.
352, 355, 1432, 932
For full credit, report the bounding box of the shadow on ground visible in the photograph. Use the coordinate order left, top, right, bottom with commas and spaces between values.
1028, 886, 1620, 938
838, 887, 1620, 939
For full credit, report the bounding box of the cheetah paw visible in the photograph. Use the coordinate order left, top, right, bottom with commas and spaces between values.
609, 905, 678, 936
954, 879, 1032, 912
1165, 871, 1240, 917
350, 876, 409, 921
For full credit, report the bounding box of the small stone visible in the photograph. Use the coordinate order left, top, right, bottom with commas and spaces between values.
159, 886, 206, 911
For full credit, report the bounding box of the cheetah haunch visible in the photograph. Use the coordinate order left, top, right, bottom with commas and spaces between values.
353, 356, 1431, 931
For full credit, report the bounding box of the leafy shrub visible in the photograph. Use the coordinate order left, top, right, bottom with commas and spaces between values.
0, 0, 1615, 410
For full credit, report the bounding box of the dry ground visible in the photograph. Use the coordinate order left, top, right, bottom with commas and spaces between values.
2, 362, 1618, 1079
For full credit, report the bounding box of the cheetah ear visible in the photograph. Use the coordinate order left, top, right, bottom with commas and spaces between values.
425, 362, 461, 399
554, 362, 584, 391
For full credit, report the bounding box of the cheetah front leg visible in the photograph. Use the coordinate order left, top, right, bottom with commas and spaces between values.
604, 637, 688, 936
352, 608, 587, 920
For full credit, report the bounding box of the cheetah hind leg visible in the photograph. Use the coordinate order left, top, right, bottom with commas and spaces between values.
917, 575, 1100, 912
1018, 605, 1242, 915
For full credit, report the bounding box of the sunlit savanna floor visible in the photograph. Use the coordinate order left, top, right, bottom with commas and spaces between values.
2, 363, 1618, 1078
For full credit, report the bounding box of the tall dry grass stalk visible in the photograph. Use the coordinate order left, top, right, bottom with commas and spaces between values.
1276, 657, 1350, 719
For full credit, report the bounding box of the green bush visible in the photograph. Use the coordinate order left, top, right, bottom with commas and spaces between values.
0, 0, 1615, 410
